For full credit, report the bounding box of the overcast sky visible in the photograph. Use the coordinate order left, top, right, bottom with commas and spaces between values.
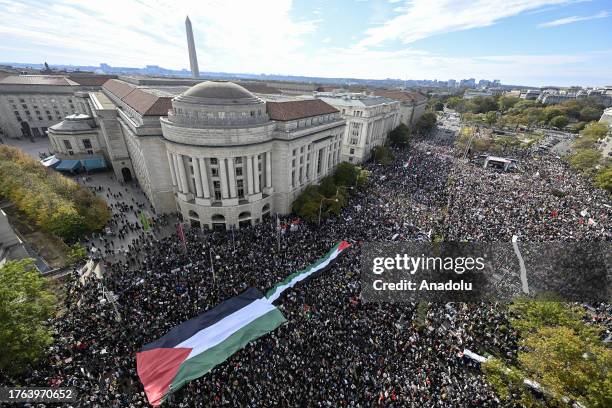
0, 0, 611, 86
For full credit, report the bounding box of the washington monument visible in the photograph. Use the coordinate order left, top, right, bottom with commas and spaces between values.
185, 16, 199, 78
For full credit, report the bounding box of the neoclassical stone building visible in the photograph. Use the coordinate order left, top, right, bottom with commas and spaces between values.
49, 78, 345, 229
159, 81, 344, 229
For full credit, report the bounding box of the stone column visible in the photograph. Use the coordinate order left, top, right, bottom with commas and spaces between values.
179, 155, 190, 194
227, 157, 237, 197
218, 158, 229, 198
246, 155, 254, 195
192, 157, 203, 197
199, 158, 210, 198
253, 154, 260, 193
265, 151, 272, 188
322, 147, 329, 173
167, 151, 177, 186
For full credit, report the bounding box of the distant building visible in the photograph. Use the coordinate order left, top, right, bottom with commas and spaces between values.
371, 89, 427, 128
447, 79, 456, 88
504, 90, 522, 98
459, 78, 476, 88
537, 92, 575, 105
463, 89, 493, 99
315, 92, 400, 164
266, 81, 318, 95
0, 74, 115, 139
521, 89, 541, 100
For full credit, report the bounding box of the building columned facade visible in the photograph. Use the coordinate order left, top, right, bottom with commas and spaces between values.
48, 79, 345, 229
315, 92, 400, 163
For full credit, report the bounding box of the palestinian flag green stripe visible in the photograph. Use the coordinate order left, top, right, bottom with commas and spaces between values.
165, 308, 286, 401
265, 241, 350, 302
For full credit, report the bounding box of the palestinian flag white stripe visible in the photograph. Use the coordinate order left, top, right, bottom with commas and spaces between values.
176, 297, 277, 359
266, 241, 351, 303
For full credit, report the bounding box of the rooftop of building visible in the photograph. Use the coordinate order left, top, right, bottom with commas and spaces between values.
316, 93, 398, 107
103, 79, 176, 116
371, 89, 428, 104
67, 74, 117, 86
266, 99, 338, 121
182, 81, 255, 100
48, 114, 97, 132
0, 75, 80, 86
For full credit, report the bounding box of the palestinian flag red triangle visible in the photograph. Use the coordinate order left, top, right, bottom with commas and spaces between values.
136, 347, 192, 406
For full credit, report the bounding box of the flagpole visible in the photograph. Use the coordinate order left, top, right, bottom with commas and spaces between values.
276, 214, 280, 252
209, 246, 216, 287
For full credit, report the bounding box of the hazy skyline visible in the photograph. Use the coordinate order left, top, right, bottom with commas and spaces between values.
0, 0, 611, 87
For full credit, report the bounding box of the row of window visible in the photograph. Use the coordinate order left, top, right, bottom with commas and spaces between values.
181, 155, 265, 201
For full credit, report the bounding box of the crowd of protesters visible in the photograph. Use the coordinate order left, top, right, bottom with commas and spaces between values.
7, 127, 611, 407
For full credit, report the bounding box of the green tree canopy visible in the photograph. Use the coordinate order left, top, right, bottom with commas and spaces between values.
389, 123, 411, 147
580, 107, 603, 122
569, 148, 601, 175
549, 115, 569, 129
0, 145, 110, 242
334, 162, 360, 187
0, 259, 57, 376
415, 111, 437, 133
498, 96, 520, 112
484, 300, 612, 408
484, 111, 497, 126
595, 165, 612, 192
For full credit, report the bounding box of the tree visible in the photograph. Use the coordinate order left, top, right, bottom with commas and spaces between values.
319, 176, 338, 198
415, 111, 437, 133
519, 326, 611, 407
549, 115, 569, 129
498, 96, 520, 112
581, 122, 609, 139
0, 259, 57, 376
484, 301, 612, 408
446, 96, 463, 110
371, 145, 394, 165
334, 162, 360, 187
484, 111, 497, 126
569, 149, 601, 175
68, 243, 87, 265
292, 185, 323, 221
595, 165, 612, 192
356, 169, 370, 186
389, 123, 411, 147
580, 107, 603, 122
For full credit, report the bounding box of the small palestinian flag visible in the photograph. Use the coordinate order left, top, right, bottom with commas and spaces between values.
137, 288, 285, 406
266, 240, 351, 302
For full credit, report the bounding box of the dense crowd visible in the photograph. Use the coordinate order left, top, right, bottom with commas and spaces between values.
6, 128, 611, 407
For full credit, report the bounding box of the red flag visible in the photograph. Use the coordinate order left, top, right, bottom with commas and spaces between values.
551, 210, 558, 218
177, 223, 187, 249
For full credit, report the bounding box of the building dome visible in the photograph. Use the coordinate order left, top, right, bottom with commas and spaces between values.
167, 80, 269, 128
181, 81, 255, 101
48, 114, 96, 133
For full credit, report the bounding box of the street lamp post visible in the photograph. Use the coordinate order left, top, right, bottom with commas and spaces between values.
318, 188, 340, 226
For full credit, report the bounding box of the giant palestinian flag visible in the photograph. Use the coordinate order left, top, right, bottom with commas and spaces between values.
137, 241, 350, 406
